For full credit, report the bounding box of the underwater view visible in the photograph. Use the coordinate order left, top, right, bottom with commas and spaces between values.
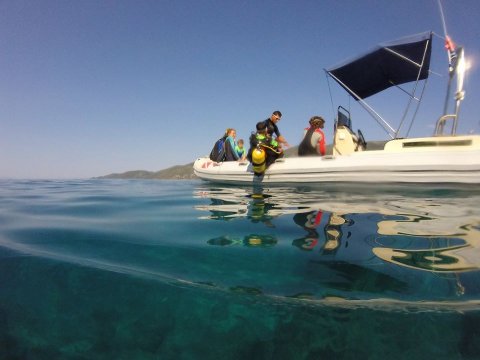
0, 179, 479, 359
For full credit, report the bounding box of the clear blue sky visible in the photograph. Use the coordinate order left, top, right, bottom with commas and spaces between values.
1, 0, 479, 179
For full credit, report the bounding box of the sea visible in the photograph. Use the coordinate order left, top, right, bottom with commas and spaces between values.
0, 179, 479, 359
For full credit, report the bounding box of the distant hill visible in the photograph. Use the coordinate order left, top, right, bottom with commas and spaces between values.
95, 163, 196, 180
96, 141, 387, 180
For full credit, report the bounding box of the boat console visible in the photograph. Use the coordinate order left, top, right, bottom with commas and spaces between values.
333, 106, 366, 155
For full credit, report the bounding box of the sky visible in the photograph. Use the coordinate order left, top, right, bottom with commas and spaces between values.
1, 0, 479, 179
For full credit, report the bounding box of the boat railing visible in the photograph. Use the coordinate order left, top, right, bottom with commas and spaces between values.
434, 114, 457, 136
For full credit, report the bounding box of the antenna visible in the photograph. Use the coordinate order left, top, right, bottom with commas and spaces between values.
438, 0, 449, 40
435, 0, 465, 135
437, 0, 454, 119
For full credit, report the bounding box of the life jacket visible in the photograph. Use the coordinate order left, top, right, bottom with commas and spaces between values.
256, 133, 267, 143
209, 135, 227, 162
317, 128, 326, 155
248, 133, 283, 175
298, 127, 325, 156
256, 133, 278, 148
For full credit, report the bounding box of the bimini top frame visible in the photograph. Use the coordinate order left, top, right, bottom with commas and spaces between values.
325, 31, 433, 139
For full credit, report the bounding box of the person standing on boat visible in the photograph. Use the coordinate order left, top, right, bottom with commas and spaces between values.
262, 111, 290, 149
298, 116, 326, 156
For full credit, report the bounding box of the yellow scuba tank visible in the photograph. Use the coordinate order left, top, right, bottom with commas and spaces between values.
251, 147, 266, 174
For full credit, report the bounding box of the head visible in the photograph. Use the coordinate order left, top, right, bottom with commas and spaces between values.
309, 116, 325, 129
270, 110, 282, 123
238, 139, 244, 148
256, 121, 267, 134
227, 128, 237, 137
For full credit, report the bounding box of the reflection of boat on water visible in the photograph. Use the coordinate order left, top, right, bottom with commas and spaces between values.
191, 185, 480, 306
194, 31, 480, 184
373, 245, 478, 273
292, 211, 351, 255
208, 234, 278, 248
195, 184, 480, 274
194, 186, 313, 221
191, 183, 480, 306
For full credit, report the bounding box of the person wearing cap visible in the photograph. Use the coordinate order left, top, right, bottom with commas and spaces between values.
262, 110, 290, 149
298, 116, 326, 156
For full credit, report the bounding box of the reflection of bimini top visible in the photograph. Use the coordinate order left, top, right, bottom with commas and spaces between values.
373, 245, 479, 273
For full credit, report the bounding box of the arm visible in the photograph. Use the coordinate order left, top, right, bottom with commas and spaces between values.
277, 135, 289, 147
273, 123, 289, 147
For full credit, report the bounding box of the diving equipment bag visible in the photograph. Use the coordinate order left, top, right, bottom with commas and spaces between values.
209, 136, 226, 162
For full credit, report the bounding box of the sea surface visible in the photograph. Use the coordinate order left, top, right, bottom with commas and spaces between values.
1, 179, 479, 359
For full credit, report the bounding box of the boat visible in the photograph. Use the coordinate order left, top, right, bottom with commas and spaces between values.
193, 31, 480, 184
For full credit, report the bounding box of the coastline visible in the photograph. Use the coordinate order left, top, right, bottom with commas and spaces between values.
96, 142, 387, 180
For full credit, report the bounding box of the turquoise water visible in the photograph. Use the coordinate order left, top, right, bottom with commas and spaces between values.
1, 179, 480, 359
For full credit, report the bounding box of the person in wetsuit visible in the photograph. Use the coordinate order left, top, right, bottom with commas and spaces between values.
247, 121, 283, 175
224, 128, 241, 161
298, 116, 326, 156
261, 110, 290, 149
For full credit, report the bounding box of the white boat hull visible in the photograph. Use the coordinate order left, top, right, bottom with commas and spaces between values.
194, 137, 480, 184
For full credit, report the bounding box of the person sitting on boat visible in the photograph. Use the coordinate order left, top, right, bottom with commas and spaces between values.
235, 139, 246, 161
298, 116, 326, 156
247, 121, 283, 175
224, 128, 241, 161
262, 110, 290, 149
